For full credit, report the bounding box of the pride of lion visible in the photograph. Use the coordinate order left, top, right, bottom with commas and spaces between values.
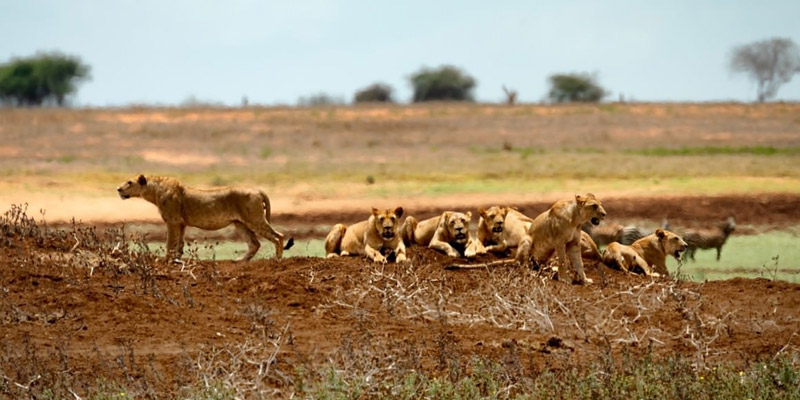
119, 175, 699, 285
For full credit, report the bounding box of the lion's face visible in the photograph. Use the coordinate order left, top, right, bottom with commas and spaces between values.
117, 175, 148, 200
480, 206, 509, 234
445, 211, 472, 244
656, 229, 688, 260
372, 207, 403, 240
576, 193, 607, 226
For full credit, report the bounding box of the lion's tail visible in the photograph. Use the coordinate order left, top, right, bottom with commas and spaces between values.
400, 216, 418, 246
324, 224, 347, 257
580, 232, 602, 261
259, 190, 294, 250
258, 190, 273, 221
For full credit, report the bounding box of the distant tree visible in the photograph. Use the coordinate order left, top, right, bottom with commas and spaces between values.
729, 37, 800, 103
297, 93, 345, 106
180, 95, 224, 107
354, 83, 394, 103
409, 65, 476, 102
0, 52, 90, 106
547, 73, 606, 103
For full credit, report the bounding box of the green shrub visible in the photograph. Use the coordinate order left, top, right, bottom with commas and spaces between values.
354, 83, 394, 103
409, 65, 476, 102
547, 72, 606, 103
297, 93, 345, 106
0, 52, 90, 106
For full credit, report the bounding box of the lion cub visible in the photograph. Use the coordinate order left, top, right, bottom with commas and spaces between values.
325, 207, 407, 263
402, 211, 484, 258
477, 206, 533, 256
516, 194, 607, 284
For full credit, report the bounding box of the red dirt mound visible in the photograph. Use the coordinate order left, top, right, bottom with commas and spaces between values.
2, 234, 800, 395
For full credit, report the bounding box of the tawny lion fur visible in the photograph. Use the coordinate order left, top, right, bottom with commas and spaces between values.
477, 206, 533, 256
580, 231, 603, 261
602, 242, 657, 276
604, 229, 687, 276
515, 194, 607, 284
402, 211, 483, 258
117, 175, 293, 261
324, 207, 407, 263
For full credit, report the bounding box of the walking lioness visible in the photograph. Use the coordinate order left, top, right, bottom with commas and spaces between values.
515, 194, 607, 284
117, 175, 293, 262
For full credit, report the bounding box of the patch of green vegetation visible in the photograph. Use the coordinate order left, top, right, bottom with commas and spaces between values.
598, 104, 622, 113
23, 354, 800, 399
570, 147, 606, 154
667, 232, 800, 282
513, 146, 545, 159
56, 155, 77, 163
630, 146, 800, 156
24, 354, 800, 399
124, 155, 144, 166
363, 176, 800, 199
467, 145, 501, 155
209, 176, 231, 187
276, 355, 800, 399
258, 146, 272, 159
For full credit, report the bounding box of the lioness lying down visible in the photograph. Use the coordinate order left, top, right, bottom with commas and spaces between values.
602, 242, 657, 276
117, 175, 293, 262
603, 229, 687, 276
516, 194, 607, 284
402, 211, 483, 258
325, 207, 407, 263
477, 206, 533, 256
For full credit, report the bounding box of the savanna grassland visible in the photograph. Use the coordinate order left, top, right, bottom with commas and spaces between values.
2, 102, 800, 217
1, 103, 799, 398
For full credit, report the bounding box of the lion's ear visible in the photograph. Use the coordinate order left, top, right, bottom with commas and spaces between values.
394, 207, 403, 218
478, 208, 486, 217
465, 211, 472, 220
372, 207, 379, 216
575, 194, 586, 204
655, 229, 666, 239
137, 175, 147, 186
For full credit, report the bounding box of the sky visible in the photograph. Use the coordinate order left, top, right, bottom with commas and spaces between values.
1, 0, 799, 106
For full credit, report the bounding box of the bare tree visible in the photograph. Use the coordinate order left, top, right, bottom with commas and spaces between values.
729, 37, 800, 103
502, 85, 518, 105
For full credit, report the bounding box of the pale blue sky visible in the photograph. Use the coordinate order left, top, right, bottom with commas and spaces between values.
2, 0, 799, 106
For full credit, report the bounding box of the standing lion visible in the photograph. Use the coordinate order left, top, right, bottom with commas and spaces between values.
117, 175, 293, 262
515, 194, 607, 284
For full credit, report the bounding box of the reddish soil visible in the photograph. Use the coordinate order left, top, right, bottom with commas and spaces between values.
2, 193, 800, 396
